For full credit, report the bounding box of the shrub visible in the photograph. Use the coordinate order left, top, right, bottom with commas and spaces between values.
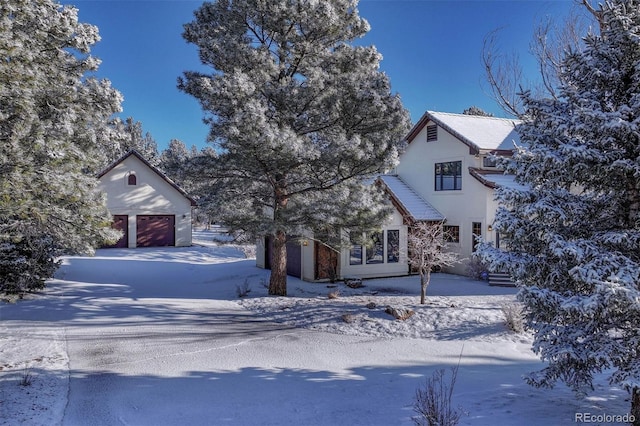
327, 289, 340, 299
412, 366, 464, 426
20, 366, 33, 387
465, 256, 488, 281
236, 278, 252, 298
0, 234, 61, 294
502, 302, 525, 333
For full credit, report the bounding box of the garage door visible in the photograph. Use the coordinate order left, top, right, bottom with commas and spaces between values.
264, 235, 302, 278
104, 215, 128, 248
136, 215, 175, 247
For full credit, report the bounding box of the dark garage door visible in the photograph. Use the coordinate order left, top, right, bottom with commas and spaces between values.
104, 215, 128, 248
264, 235, 302, 278
136, 215, 175, 247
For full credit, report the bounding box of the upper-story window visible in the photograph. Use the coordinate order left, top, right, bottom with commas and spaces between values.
127, 173, 137, 186
435, 161, 462, 191
483, 156, 497, 168
426, 125, 438, 142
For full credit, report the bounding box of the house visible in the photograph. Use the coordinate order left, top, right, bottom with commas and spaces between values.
97, 150, 196, 248
256, 111, 521, 280
391, 111, 522, 275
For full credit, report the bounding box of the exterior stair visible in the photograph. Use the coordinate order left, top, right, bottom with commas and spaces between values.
488, 272, 516, 287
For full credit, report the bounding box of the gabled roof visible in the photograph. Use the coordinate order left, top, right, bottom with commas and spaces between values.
98, 150, 197, 206
406, 111, 521, 153
468, 167, 528, 191
378, 175, 445, 222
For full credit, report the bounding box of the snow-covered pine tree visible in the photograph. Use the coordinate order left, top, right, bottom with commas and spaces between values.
158, 139, 198, 190
0, 0, 122, 292
103, 117, 160, 166
179, 0, 410, 295
478, 0, 640, 419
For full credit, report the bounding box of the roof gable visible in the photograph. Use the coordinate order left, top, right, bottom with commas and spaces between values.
406, 111, 521, 153
98, 150, 196, 206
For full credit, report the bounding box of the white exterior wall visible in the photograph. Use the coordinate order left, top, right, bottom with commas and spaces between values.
99, 155, 193, 247
396, 121, 496, 274
301, 232, 316, 282
340, 209, 408, 279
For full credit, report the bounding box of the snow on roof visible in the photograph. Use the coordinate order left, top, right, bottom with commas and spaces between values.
468, 168, 528, 191
408, 111, 521, 152
378, 175, 445, 221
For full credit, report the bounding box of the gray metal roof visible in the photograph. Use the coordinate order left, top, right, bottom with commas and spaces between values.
379, 175, 445, 222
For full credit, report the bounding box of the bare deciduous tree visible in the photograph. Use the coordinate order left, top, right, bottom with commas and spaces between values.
482, 0, 603, 117
408, 222, 459, 305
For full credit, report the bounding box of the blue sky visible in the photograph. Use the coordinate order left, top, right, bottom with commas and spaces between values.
72, 0, 578, 150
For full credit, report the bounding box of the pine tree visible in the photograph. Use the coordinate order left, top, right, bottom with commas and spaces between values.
103, 117, 160, 166
478, 0, 640, 419
0, 0, 122, 292
462, 106, 494, 117
158, 138, 197, 189
179, 0, 410, 295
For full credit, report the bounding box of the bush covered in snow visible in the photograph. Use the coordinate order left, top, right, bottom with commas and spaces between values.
412, 366, 465, 426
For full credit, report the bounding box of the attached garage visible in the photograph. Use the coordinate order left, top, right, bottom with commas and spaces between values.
264, 236, 303, 278
98, 150, 196, 248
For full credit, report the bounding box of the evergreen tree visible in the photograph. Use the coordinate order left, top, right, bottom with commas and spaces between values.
478, 0, 640, 419
158, 138, 197, 189
462, 106, 494, 117
179, 0, 410, 295
104, 117, 160, 166
0, 0, 122, 292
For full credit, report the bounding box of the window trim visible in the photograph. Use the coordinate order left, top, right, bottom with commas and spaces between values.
127, 173, 137, 186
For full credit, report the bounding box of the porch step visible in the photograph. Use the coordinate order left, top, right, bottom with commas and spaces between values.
488, 272, 516, 287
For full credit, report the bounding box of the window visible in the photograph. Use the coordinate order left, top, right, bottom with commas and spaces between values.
472, 222, 482, 252
426, 125, 438, 142
349, 234, 363, 265
366, 232, 384, 264
435, 161, 462, 191
443, 225, 460, 243
483, 156, 497, 168
387, 230, 399, 263
127, 174, 137, 186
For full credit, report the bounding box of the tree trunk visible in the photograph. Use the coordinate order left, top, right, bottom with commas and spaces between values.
420, 269, 431, 305
632, 387, 640, 426
268, 229, 287, 296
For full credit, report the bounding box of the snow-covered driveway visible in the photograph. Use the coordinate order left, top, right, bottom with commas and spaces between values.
0, 242, 631, 425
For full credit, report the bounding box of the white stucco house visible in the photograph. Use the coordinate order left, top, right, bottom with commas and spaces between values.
97, 150, 196, 248
256, 111, 522, 281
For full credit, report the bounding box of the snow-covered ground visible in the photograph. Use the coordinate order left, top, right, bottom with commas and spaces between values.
0, 230, 631, 425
